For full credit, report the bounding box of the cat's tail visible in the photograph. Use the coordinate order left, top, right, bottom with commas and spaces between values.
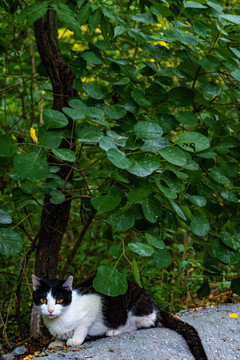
157, 309, 208, 360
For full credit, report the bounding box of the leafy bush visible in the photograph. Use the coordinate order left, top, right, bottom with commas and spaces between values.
0, 0, 240, 339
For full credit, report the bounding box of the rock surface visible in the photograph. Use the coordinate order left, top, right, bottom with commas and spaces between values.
28, 303, 240, 360
2, 345, 27, 360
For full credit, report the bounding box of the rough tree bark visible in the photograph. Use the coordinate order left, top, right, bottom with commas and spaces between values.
30, 8, 75, 338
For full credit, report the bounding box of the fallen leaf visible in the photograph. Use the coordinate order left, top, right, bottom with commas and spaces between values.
229, 313, 238, 319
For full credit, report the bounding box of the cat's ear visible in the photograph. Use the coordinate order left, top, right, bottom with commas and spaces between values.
62, 276, 73, 291
32, 274, 41, 291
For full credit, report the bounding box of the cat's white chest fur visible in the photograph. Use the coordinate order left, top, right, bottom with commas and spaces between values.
42, 290, 108, 341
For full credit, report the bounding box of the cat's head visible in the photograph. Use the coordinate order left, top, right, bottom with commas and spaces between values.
32, 275, 73, 319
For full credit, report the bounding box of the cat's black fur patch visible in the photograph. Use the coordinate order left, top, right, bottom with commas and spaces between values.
74, 277, 155, 328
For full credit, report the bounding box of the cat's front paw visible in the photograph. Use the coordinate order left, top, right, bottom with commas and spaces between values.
66, 338, 84, 347
49, 340, 65, 348
106, 329, 122, 336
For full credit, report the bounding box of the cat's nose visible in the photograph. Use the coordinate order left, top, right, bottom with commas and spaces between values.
48, 309, 54, 315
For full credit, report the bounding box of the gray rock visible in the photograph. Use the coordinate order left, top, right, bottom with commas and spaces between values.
2, 345, 27, 360
31, 303, 240, 360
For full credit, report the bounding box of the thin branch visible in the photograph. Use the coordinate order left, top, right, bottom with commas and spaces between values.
59, 210, 96, 278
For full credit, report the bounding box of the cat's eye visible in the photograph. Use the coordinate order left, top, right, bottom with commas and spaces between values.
40, 298, 47, 304
57, 299, 63, 304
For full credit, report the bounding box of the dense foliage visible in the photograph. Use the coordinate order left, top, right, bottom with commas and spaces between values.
0, 0, 240, 341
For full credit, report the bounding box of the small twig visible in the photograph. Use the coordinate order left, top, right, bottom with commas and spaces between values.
11, 209, 36, 230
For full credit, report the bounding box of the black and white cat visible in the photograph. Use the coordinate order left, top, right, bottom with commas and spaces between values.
32, 275, 208, 360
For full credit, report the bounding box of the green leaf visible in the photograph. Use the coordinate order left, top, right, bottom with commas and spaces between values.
83, 107, 105, 119
91, 194, 121, 212
150, 1, 172, 17
185, 1, 207, 8
53, 3, 82, 38
159, 146, 187, 166
0, 209, 12, 225
109, 244, 121, 259
185, 194, 207, 207
169, 199, 187, 220
141, 138, 170, 153
131, 259, 142, 287
109, 210, 135, 231
153, 248, 172, 269
134, 122, 163, 140
145, 83, 168, 105
168, 87, 195, 107
77, 2, 92, 26
107, 149, 134, 169
113, 25, 125, 38
39, 129, 64, 149
111, 171, 130, 183
210, 168, 230, 185
202, 83, 221, 98
17, 1, 49, 27
190, 214, 210, 236
99, 137, 116, 151
231, 69, 240, 82
220, 14, 240, 25
0, 135, 18, 157
128, 238, 154, 257
127, 157, 161, 177
171, 28, 198, 46
220, 231, 240, 251
43, 110, 68, 129
212, 238, 240, 265
145, 233, 165, 250
142, 198, 162, 223
131, 89, 151, 107
181, 153, 199, 171
0, 228, 23, 256
76, 124, 103, 144
82, 84, 104, 99
161, 170, 182, 192
128, 186, 152, 204
14, 153, 50, 181
157, 182, 177, 199
197, 280, 210, 299
89, 9, 102, 32
115, 77, 130, 85
175, 112, 198, 126
194, 20, 211, 38
177, 132, 210, 153
52, 149, 76, 162
21, 180, 37, 195
105, 106, 127, 120
200, 56, 221, 72
220, 190, 238, 203
83, 51, 103, 65
68, 99, 87, 111
50, 190, 65, 205
131, 13, 157, 23
93, 265, 128, 296
128, 29, 146, 44
230, 278, 240, 296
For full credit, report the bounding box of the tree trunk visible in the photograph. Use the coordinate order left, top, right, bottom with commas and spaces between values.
30, 8, 75, 338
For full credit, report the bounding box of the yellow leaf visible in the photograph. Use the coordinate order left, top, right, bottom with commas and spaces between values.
229, 313, 238, 319
174, 315, 180, 318
30, 127, 38, 143
152, 340, 158, 343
